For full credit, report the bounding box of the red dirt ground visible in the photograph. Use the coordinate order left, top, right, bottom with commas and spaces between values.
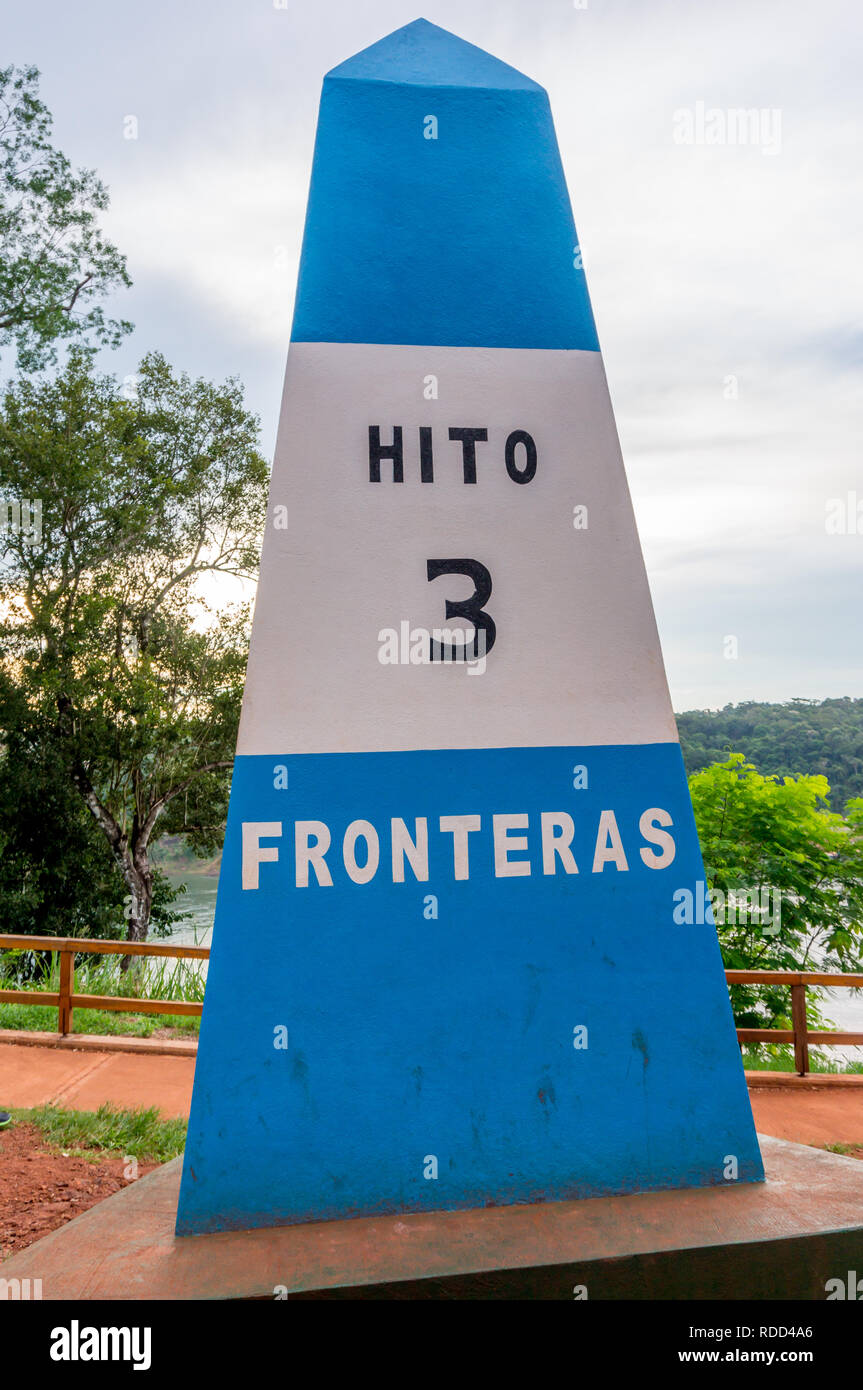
0, 1122, 157, 1260
2, 1086, 862, 1261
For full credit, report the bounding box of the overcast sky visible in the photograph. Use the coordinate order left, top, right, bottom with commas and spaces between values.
5, 0, 862, 711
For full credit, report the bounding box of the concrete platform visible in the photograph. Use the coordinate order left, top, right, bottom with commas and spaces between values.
745, 1069, 863, 1089
0, 1040, 195, 1116
0, 1029, 197, 1058
3, 1134, 863, 1299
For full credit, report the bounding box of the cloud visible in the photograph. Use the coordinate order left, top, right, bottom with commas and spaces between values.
104, 157, 305, 352
5, 0, 861, 708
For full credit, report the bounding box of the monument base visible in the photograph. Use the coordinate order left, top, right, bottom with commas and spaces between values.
4, 1135, 862, 1300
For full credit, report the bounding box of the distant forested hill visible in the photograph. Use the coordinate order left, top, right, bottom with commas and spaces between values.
676, 698, 863, 811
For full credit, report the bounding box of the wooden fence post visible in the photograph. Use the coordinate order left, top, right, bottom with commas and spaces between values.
58, 949, 74, 1036
791, 982, 808, 1076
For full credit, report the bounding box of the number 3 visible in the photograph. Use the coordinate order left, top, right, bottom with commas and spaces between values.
426, 559, 496, 662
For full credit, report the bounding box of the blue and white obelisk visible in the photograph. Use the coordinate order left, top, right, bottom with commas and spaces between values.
177, 18, 763, 1236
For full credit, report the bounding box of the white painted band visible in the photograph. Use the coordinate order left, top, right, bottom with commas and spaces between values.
239, 342, 678, 755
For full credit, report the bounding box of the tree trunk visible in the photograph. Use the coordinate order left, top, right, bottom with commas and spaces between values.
119, 845, 153, 977
62, 731, 156, 975
62, 703, 230, 976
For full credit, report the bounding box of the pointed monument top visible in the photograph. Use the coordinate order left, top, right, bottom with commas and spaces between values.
325, 17, 543, 91
293, 17, 597, 350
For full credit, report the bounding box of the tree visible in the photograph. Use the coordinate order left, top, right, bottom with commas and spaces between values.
0, 350, 269, 945
689, 755, 863, 1034
0, 672, 192, 947
0, 678, 125, 940
677, 697, 863, 812
0, 65, 131, 371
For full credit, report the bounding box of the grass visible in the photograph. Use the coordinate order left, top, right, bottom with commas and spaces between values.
0, 946, 203, 1038
0, 1001, 199, 1037
9, 1103, 186, 1163
825, 1142, 863, 1156
741, 1046, 863, 1075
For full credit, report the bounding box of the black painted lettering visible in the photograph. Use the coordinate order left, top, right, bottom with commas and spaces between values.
505, 429, 537, 484
427, 558, 496, 661
448, 427, 488, 484
419, 426, 434, 483
369, 426, 404, 482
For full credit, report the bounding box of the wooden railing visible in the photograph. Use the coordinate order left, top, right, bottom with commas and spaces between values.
0, 941, 861, 1075
0, 935, 208, 1037
727, 970, 863, 1075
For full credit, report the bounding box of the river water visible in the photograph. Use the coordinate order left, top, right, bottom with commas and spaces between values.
163, 870, 218, 952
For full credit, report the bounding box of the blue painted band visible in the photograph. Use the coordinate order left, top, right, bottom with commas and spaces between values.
177, 743, 762, 1235
290, 24, 599, 350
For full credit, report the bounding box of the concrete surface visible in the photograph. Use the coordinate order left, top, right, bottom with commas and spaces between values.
0, 1042, 195, 1117
0, 1029, 197, 1057
748, 1086, 863, 1148
3, 1135, 862, 1300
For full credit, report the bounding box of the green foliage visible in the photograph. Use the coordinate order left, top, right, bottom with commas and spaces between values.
12, 1103, 186, 1162
0, 1000, 200, 1037
0, 69, 264, 943
0, 350, 268, 940
678, 697, 863, 812
0, 65, 131, 370
740, 1048, 863, 1076
688, 754, 863, 1034
0, 711, 126, 936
